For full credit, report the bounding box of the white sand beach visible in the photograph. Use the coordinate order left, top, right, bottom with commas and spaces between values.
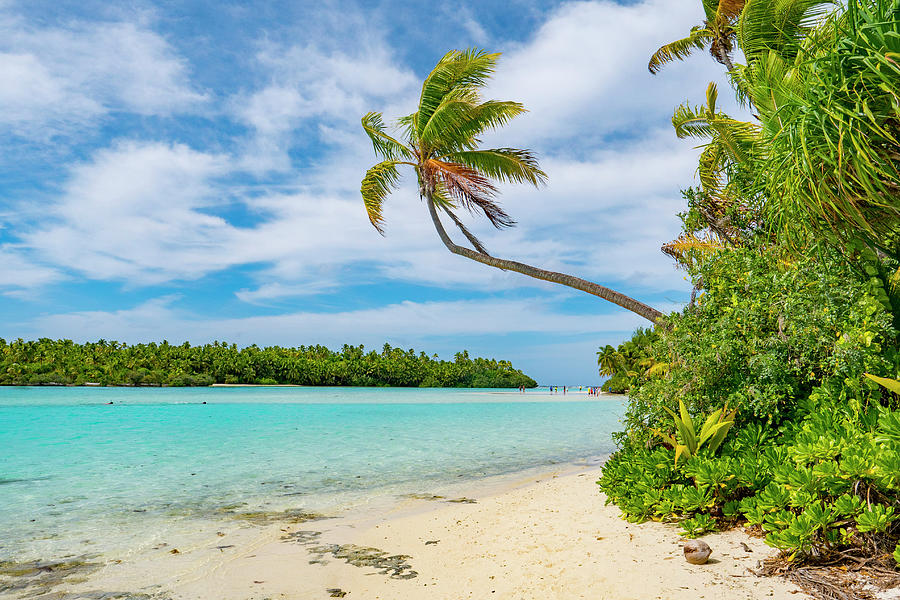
48, 465, 807, 600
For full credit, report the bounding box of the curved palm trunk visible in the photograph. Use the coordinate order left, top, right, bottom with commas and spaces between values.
426, 196, 664, 323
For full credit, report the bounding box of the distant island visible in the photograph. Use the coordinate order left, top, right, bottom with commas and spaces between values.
0, 339, 537, 388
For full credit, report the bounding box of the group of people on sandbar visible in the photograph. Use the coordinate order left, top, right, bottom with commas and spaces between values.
548, 385, 566, 394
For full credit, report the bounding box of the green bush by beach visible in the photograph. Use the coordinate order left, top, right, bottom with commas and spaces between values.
0, 340, 537, 388
599, 0, 900, 574
599, 245, 900, 565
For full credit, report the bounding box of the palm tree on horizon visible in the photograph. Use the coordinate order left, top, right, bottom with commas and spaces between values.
359, 49, 664, 323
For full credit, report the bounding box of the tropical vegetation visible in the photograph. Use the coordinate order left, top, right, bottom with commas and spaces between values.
596, 328, 662, 393
0, 339, 536, 388
597, 0, 900, 589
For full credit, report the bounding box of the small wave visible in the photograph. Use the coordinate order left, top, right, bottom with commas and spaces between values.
0, 476, 52, 485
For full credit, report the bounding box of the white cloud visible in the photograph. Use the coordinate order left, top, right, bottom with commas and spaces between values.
232, 41, 418, 173
25, 141, 233, 283
25, 295, 648, 347
0, 246, 63, 297
235, 281, 340, 304
0, 12, 206, 137
444, 5, 489, 45
486, 0, 733, 145
9, 0, 723, 323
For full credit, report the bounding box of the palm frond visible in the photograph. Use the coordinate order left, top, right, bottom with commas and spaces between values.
646, 362, 671, 378
418, 88, 483, 150
698, 144, 727, 194
422, 100, 527, 153
451, 101, 528, 144
673, 103, 714, 139
707, 118, 758, 164
674, 84, 760, 163
427, 159, 515, 229
701, 0, 720, 25
649, 28, 712, 74
361, 112, 415, 161
360, 161, 401, 234
441, 148, 547, 186
706, 81, 719, 113
718, 0, 747, 20
890, 266, 900, 296
416, 49, 500, 139
739, 0, 834, 61
661, 233, 727, 268
728, 63, 754, 107
397, 113, 418, 145
743, 51, 804, 131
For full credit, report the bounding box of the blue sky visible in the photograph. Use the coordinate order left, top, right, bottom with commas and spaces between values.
0, 0, 735, 384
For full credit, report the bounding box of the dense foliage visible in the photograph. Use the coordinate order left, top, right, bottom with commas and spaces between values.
596, 328, 660, 393
600, 247, 900, 566
0, 339, 537, 388
599, 0, 900, 575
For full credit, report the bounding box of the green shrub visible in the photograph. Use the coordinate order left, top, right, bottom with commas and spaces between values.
616, 247, 895, 449
599, 245, 900, 565
601, 384, 900, 563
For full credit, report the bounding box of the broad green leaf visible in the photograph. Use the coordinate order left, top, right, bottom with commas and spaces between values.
679, 399, 697, 451
674, 444, 691, 467
699, 408, 724, 445
864, 373, 900, 395
707, 421, 735, 453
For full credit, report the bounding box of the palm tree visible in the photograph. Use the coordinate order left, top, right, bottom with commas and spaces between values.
359, 49, 663, 323
670, 82, 761, 245
597, 345, 622, 377
648, 0, 745, 73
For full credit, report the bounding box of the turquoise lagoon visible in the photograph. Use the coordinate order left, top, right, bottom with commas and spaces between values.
0, 387, 624, 562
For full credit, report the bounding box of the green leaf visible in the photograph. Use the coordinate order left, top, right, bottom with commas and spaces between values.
440, 148, 547, 186
705, 421, 736, 453
648, 28, 712, 74
360, 161, 402, 234
864, 373, 900, 395
679, 399, 698, 451
699, 408, 724, 443
856, 504, 896, 533
361, 112, 414, 161
674, 444, 691, 466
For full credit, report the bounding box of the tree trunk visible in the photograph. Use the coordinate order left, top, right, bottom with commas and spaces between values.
426, 196, 665, 323
721, 52, 735, 72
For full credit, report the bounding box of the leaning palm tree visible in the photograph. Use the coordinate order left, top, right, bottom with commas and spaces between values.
648, 0, 745, 73
359, 49, 663, 323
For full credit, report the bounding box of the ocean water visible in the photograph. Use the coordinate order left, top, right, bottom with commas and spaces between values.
0, 386, 624, 563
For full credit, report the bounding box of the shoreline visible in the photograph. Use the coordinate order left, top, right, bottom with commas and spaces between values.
8, 461, 809, 600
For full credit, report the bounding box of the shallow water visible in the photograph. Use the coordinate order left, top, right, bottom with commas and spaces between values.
0, 386, 623, 562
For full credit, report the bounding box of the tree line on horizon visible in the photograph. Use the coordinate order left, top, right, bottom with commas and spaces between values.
0, 338, 537, 388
